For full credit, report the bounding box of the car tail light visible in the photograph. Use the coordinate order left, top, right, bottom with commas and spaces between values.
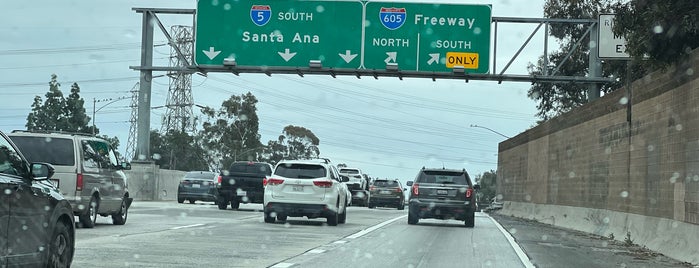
217, 175, 222, 184
369, 185, 375, 191
76, 173, 83, 191
181, 180, 190, 185
313, 180, 333, 188
262, 177, 268, 187
395, 187, 403, 193
466, 188, 473, 198
411, 183, 419, 196
267, 178, 284, 186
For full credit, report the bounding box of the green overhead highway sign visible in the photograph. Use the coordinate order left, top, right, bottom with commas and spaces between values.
195, 0, 363, 68
364, 3, 491, 73
194, 1, 491, 74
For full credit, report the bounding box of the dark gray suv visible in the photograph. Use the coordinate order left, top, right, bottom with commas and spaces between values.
407, 167, 479, 227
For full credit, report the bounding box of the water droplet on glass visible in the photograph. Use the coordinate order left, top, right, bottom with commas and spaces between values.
284, 222, 291, 228
509, 228, 517, 234
693, 175, 699, 182
620, 191, 629, 198
22, 225, 27, 231
603, 217, 610, 224
152, 153, 161, 160
687, 68, 694, 76
242, 196, 249, 203
653, 25, 663, 34
647, 145, 654, 152
229, 179, 236, 185
44, 206, 51, 211
619, 97, 629, 105
133, 254, 140, 259
211, 0, 219, 6
524, 194, 531, 201
4, 189, 12, 195
589, 40, 597, 48
161, 190, 168, 197
541, 235, 548, 241
605, 147, 612, 155
568, 171, 576, 178
364, 253, 374, 259
44, 137, 53, 143
316, 5, 325, 13
179, 212, 188, 218
675, 124, 683, 131
496, 194, 503, 200
602, 241, 609, 247
39, 246, 45, 252
77, 205, 85, 210
223, 3, 231, 10
671, 222, 678, 228
473, 27, 481, 35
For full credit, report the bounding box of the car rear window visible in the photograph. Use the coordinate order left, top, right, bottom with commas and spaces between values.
229, 163, 272, 175
373, 180, 399, 187
185, 172, 215, 180
418, 170, 469, 185
275, 164, 326, 179
339, 168, 359, 174
9, 136, 75, 166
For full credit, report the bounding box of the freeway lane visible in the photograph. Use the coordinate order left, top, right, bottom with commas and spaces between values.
72, 201, 529, 267
273, 210, 527, 268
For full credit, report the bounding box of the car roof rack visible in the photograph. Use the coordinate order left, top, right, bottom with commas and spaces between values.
11, 129, 96, 137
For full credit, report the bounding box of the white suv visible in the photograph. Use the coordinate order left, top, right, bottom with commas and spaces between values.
339, 167, 367, 191
263, 159, 349, 226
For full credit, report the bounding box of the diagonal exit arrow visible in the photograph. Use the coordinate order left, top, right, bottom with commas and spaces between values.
278, 48, 297, 62
203, 47, 221, 60
338, 50, 358, 63
384, 52, 397, 64
427, 53, 440, 65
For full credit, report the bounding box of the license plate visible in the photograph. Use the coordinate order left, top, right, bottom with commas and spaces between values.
292, 186, 303, 192
437, 189, 448, 195
192, 184, 201, 188
237, 190, 247, 196
380, 190, 391, 195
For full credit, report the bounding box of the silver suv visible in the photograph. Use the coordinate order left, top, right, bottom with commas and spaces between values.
264, 159, 350, 226
407, 167, 480, 227
8, 131, 132, 228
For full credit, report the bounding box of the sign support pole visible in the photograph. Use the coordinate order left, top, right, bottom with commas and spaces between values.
136, 10, 154, 161
588, 22, 602, 101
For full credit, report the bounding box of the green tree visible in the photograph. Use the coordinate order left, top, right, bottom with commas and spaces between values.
613, 1, 699, 68
150, 130, 208, 171
527, 0, 644, 121
475, 170, 497, 202
200, 92, 263, 169
26, 74, 96, 134
261, 125, 320, 165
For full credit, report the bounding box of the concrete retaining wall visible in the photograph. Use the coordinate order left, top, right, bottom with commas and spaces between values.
497, 49, 699, 264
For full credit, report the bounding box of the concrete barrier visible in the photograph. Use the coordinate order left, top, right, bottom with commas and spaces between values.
124, 162, 187, 201
500, 201, 699, 265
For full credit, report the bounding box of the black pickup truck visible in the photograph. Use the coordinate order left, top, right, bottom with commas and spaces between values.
216, 161, 273, 210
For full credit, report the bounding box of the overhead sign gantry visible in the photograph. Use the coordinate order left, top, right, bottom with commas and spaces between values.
194, 0, 492, 74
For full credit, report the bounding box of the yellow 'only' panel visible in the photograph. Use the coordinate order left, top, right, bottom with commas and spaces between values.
446, 52, 479, 69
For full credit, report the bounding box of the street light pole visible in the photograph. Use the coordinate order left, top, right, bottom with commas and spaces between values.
92, 96, 129, 135
470, 124, 511, 139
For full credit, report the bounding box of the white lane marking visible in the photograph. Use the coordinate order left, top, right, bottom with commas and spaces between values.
333, 240, 348, 244
170, 223, 205, 230
306, 249, 326, 254
346, 215, 407, 239
270, 262, 295, 268
487, 214, 536, 268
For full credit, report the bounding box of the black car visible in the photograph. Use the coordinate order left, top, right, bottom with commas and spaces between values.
177, 171, 219, 204
368, 179, 406, 210
0, 130, 75, 267
407, 167, 480, 227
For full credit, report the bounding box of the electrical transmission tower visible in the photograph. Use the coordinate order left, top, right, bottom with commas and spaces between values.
161, 25, 195, 134
125, 82, 139, 161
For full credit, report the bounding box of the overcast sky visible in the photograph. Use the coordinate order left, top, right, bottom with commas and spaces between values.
1, 0, 548, 181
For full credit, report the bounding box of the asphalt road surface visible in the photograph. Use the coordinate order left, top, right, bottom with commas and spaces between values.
71, 201, 691, 267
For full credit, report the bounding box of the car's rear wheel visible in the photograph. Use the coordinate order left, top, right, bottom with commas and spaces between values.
112, 198, 128, 225
217, 196, 228, 210
177, 195, 184, 203
464, 213, 475, 228
48, 220, 73, 268
408, 207, 419, 225
188, 199, 195, 204
230, 199, 240, 209
264, 210, 276, 223
338, 207, 347, 224
397, 202, 405, 210
79, 196, 99, 228
276, 215, 287, 222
